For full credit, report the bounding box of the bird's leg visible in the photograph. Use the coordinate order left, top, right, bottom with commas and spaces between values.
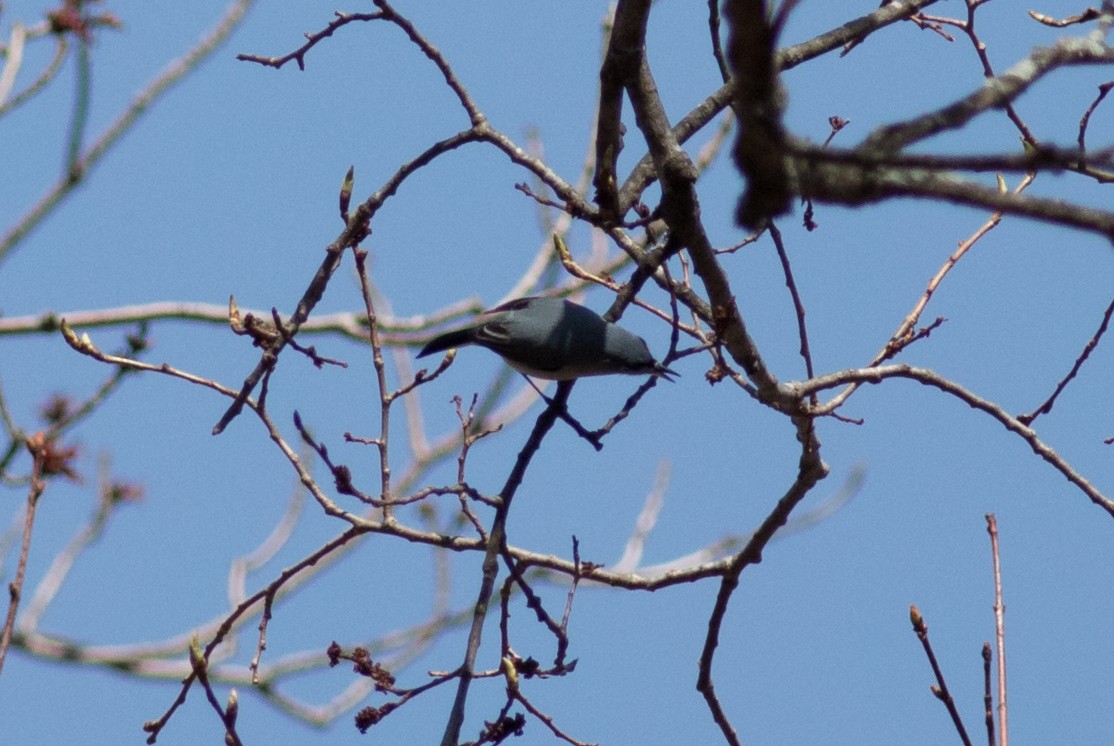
521, 376, 603, 451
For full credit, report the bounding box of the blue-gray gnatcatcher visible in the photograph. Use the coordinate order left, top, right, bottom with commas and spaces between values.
417, 296, 676, 381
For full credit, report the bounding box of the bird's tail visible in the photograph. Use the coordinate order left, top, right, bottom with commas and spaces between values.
417, 327, 476, 358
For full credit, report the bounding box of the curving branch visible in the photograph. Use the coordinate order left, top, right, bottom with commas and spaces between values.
863, 35, 1114, 154
619, 0, 943, 210
794, 156, 1114, 241
10, 1, 1114, 743
794, 364, 1114, 517
0, 0, 257, 268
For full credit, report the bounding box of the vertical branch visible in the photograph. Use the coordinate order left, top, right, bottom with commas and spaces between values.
697, 421, 827, 745
697, 569, 743, 746
725, 0, 790, 227
440, 382, 572, 746
19, 464, 124, 630
614, 0, 782, 399
961, 1, 1037, 146
768, 222, 815, 385
708, 0, 731, 83
909, 604, 974, 746
982, 642, 995, 746
353, 246, 395, 514
64, 33, 92, 180
0, 433, 47, 675
593, 0, 652, 222
986, 514, 1008, 746
1078, 81, 1113, 159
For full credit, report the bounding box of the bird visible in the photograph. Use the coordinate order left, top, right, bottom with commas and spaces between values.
417, 296, 676, 381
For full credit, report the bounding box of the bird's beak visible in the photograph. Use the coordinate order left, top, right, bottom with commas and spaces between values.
652, 363, 678, 382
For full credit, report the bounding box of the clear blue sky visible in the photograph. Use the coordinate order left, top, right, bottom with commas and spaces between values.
2, 1, 1113, 744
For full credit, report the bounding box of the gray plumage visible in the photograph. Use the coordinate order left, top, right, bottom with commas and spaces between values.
417, 296, 676, 381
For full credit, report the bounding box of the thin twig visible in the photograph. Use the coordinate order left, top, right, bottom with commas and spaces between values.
696, 415, 827, 746
142, 527, 367, 742
0, 433, 47, 675
1018, 295, 1114, 425
619, 0, 943, 211
0, 34, 68, 117
236, 11, 384, 70
797, 365, 1114, 516
1078, 81, 1114, 169
959, 1, 1037, 145
986, 514, 1008, 746
982, 642, 995, 746
511, 687, 594, 746
0, 21, 27, 107
862, 36, 1113, 154
353, 246, 397, 513
441, 383, 572, 746
818, 172, 1035, 414
0, 0, 256, 267
63, 33, 92, 181
1029, 8, 1101, 27
19, 460, 131, 630
768, 222, 815, 389
909, 604, 973, 746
